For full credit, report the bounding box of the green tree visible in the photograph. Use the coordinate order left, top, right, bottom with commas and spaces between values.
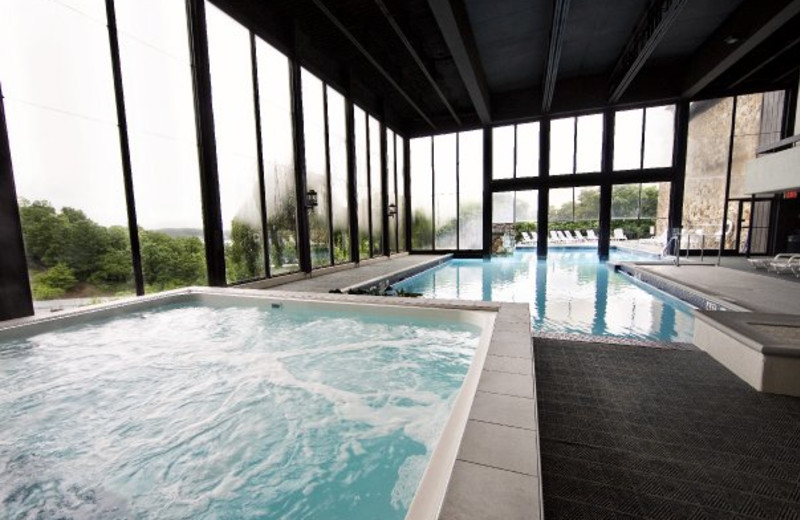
227, 219, 264, 282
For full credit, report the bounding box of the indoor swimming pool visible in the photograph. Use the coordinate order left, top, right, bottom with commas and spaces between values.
393, 248, 695, 343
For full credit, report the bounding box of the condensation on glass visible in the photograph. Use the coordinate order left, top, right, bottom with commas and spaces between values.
326, 86, 350, 264
207, 3, 265, 282
410, 137, 433, 250
459, 130, 484, 250
434, 133, 457, 250
256, 38, 300, 275
301, 68, 331, 268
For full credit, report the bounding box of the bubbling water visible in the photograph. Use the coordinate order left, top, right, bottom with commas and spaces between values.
0, 303, 480, 519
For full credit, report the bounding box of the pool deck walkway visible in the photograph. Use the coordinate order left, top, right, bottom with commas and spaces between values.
258, 254, 448, 293
628, 263, 800, 315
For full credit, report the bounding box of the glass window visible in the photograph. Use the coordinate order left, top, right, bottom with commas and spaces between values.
459, 130, 483, 250
2, 0, 135, 303
490, 192, 514, 254
327, 87, 350, 264
410, 137, 433, 250
369, 115, 383, 256
387, 129, 397, 254
301, 68, 331, 268
256, 38, 299, 275
548, 186, 600, 245
354, 107, 371, 258
117, 0, 206, 292
612, 183, 670, 244
206, 3, 264, 283
682, 98, 734, 248
614, 109, 643, 170
549, 117, 575, 175
492, 125, 514, 179
548, 188, 574, 223
643, 105, 675, 168
396, 136, 406, 252
576, 114, 603, 173
516, 122, 539, 178
434, 133, 457, 250
515, 190, 538, 225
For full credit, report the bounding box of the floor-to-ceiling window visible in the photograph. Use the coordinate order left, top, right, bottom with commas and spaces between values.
459, 130, 484, 249
368, 115, 383, 256
206, 3, 265, 283
355, 106, 371, 258
411, 130, 485, 251
682, 93, 784, 252
434, 133, 457, 249
255, 38, 300, 275
411, 137, 433, 250
117, 0, 206, 292
1, 0, 135, 303
396, 135, 407, 252
327, 86, 350, 264
301, 69, 331, 268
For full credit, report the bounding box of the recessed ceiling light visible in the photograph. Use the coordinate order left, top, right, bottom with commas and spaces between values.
724, 35, 740, 45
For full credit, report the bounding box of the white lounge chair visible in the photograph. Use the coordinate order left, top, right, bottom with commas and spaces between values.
612, 228, 628, 241
549, 230, 563, 243
586, 230, 598, 241
519, 231, 536, 246
556, 230, 574, 243
747, 253, 793, 270
562, 230, 579, 242
573, 230, 588, 242
768, 255, 800, 274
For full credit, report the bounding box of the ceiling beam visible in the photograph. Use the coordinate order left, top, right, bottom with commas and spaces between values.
310, 0, 436, 129
728, 34, 800, 89
608, 0, 686, 104
427, 0, 491, 124
374, 0, 461, 125
683, 0, 800, 98
542, 0, 570, 113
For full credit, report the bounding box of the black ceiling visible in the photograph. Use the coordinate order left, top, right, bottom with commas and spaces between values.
213, 0, 800, 137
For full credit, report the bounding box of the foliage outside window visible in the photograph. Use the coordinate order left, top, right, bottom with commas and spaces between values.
410, 137, 433, 249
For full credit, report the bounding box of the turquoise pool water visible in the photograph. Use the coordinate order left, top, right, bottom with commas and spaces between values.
394, 248, 695, 343
0, 302, 480, 519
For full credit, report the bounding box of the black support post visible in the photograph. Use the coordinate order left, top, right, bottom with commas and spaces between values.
404, 137, 412, 252
344, 76, 359, 264
186, 0, 226, 286
598, 109, 614, 260
250, 32, 271, 278
0, 84, 34, 321
717, 96, 738, 264
482, 128, 492, 256
669, 101, 690, 255
537, 119, 549, 258
380, 115, 390, 257
290, 59, 312, 273
106, 0, 144, 296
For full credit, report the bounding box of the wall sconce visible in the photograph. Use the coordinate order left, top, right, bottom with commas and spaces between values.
305, 189, 318, 211
387, 203, 397, 218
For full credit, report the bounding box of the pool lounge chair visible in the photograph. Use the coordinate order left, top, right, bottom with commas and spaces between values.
556, 230, 575, 243
573, 230, 588, 242
768, 255, 800, 274
562, 230, 580, 242
747, 253, 794, 270
549, 230, 563, 243
612, 228, 628, 241
519, 231, 537, 246
586, 230, 598, 241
